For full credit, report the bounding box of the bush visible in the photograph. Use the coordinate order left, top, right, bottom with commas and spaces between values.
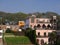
5, 28, 13, 33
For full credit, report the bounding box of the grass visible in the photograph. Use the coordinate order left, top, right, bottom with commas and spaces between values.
5, 36, 32, 45
4, 33, 15, 37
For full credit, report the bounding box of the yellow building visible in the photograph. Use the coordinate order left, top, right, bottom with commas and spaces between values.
18, 21, 25, 27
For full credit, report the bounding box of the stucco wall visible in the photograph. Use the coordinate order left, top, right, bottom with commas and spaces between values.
36, 30, 55, 36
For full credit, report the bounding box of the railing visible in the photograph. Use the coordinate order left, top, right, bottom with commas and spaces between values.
36, 28, 53, 30
36, 35, 48, 38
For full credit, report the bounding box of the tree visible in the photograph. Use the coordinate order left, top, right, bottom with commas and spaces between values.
25, 28, 38, 45
49, 31, 57, 45
44, 43, 48, 45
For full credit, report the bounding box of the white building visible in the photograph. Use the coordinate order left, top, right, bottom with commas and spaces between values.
25, 15, 57, 45
0, 29, 3, 38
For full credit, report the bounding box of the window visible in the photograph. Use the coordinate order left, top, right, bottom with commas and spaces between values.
44, 32, 46, 36
42, 24, 46, 29
36, 19, 39, 23
41, 39, 44, 45
30, 25, 32, 28
47, 24, 51, 29
43, 20, 45, 22
38, 32, 40, 36
36, 39, 39, 43
37, 24, 41, 28
53, 19, 56, 23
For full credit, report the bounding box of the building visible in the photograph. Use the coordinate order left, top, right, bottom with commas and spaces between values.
25, 15, 57, 45
18, 21, 25, 28
0, 27, 3, 38
0, 21, 25, 32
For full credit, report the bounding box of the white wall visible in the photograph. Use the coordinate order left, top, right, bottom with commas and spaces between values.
36, 30, 55, 36
0, 30, 3, 38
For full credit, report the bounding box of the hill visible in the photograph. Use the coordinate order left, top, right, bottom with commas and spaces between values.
0, 11, 60, 30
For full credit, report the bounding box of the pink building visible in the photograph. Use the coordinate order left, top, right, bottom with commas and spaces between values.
25, 15, 57, 45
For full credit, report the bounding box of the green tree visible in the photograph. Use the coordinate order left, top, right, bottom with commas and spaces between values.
25, 28, 38, 45
49, 31, 57, 45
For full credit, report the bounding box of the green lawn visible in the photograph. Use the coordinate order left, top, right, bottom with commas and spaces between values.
5, 36, 32, 45
4, 33, 15, 37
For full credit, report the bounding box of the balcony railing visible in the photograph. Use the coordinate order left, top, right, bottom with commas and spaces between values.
36, 35, 48, 38
35, 27, 53, 30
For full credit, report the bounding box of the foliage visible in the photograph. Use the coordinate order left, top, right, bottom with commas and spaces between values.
49, 31, 57, 45
0, 11, 60, 29
0, 11, 60, 22
5, 28, 13, 33
25, 28, 38, 45
44, 43, 48, 45
55, 35, 60, 45
0, 12, 28, 24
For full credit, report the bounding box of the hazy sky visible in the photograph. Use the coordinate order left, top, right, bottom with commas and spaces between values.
0, 0, 60, 14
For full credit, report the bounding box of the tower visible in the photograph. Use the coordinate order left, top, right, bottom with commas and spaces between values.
53, 16, 57, 30
29, 15, 36, 29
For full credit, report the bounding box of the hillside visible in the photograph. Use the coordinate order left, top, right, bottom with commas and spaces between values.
0, 11, 60, 30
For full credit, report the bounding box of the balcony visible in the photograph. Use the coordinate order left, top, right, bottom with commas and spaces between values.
36, 35, 48, 38
34, 24, 54, 30
36, 27, 53, 30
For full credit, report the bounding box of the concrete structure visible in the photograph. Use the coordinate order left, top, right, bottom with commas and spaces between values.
0, 28, 3, 45
36, 30, 55, 45
25, 15, 57, 45
0, 21, 25, 32
0, 25, 19, 32
0, 30, 3, 38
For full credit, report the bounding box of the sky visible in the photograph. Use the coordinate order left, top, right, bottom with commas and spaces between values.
0, 0, 60, 14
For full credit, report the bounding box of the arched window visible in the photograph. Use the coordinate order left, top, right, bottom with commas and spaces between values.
38, 32, 40, 36
34, 26, 36, 29
47, 24, 51, 29
42, 24, 46, 29
41, 39, 44, 45
36, 19, 39, 23
44, 32, 46, 36
37, 24, 41, 28
36, 39, 39, 43
53, 19, 56, 23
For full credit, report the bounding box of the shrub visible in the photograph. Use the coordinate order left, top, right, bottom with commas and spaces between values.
5, 28, 13, 33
